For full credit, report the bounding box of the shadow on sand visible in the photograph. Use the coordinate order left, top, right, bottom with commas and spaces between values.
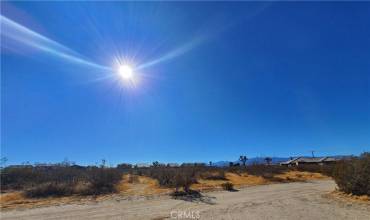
171, 190, 216, 205
225, 188, 239, 192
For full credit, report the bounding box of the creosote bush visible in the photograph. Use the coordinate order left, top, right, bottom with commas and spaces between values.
295, 164, 335, 176
333, 153, 370, 196
221, 182, 234, 191
1, 166, 122, 198
140, 167, 198, 193
199, 169, 226, 180
24, 183, 74, 198
84, 168, 122, 195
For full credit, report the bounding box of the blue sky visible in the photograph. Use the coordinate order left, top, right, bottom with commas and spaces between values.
1, 2, 369, 165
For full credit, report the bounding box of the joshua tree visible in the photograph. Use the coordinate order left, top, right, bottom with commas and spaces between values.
239, 156, 248, 167
264, 157, 272, 165
152, 161, 160, 167
0, 157, 8, 168
101, 159, 106, 168
209, 161, 212, 166
311, 150, 315, 158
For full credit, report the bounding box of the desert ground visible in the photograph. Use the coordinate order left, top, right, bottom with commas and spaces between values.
1, 180, 369, 220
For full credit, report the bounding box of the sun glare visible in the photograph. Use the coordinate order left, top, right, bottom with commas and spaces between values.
118, 65, 133, 79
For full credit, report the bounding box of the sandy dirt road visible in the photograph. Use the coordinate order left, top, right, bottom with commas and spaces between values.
1, 180, 369, 220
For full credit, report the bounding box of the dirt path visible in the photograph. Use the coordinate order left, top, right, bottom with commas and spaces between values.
1, 180, 369, 220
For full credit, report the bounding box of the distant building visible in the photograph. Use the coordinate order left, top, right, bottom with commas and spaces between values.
135, 163, 151, 168
167, 163, 179, 167
280, 157, 338, 166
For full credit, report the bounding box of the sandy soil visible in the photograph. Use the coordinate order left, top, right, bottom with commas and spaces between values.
1, 180, 369, 220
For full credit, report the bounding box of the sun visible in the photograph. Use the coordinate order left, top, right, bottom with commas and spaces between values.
118, 65, 133, 79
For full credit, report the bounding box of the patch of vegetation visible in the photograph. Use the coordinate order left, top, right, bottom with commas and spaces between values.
199, 169, 226, 180
295, 164, 335, 176
1, 166, 86, 191
1, 157, 353, 199
221, 182, 234, 191
84, 168, 122, 195
231, 164, 289, 178
333, 153, 370, 196
24, 183, 74, 198
142, 167, 197, 192
1, 166, 122, 198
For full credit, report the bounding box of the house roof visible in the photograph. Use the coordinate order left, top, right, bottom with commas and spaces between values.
167, 163, 179, 167
280, 157, 338, 164
136, 163, 151, 167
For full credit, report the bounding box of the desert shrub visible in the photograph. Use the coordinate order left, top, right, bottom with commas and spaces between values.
199, 169, 226, 180
321, 164, 336, 176
296, 164, 335, 176
221, 182, 234, 191
0, 166, 86, 191
226, 165, 246, 174
333, 153, 370, 196
131, 168, 145, 176
148, 167, 175, 187
242, 164, 289, 177
1, 165, 123, 197
1, 167, 37, 190
84, 168, 122, 195
172, 168, 197, 192
24, 182, 74, 198
141, 167, 197, 192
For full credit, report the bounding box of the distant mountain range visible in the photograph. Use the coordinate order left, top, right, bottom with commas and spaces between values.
212, 157, 289, 167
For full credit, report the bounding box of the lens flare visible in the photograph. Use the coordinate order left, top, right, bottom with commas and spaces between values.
0, 15, 110, 71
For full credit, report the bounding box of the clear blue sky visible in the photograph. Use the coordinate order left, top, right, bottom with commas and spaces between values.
1, 2, 369, 165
